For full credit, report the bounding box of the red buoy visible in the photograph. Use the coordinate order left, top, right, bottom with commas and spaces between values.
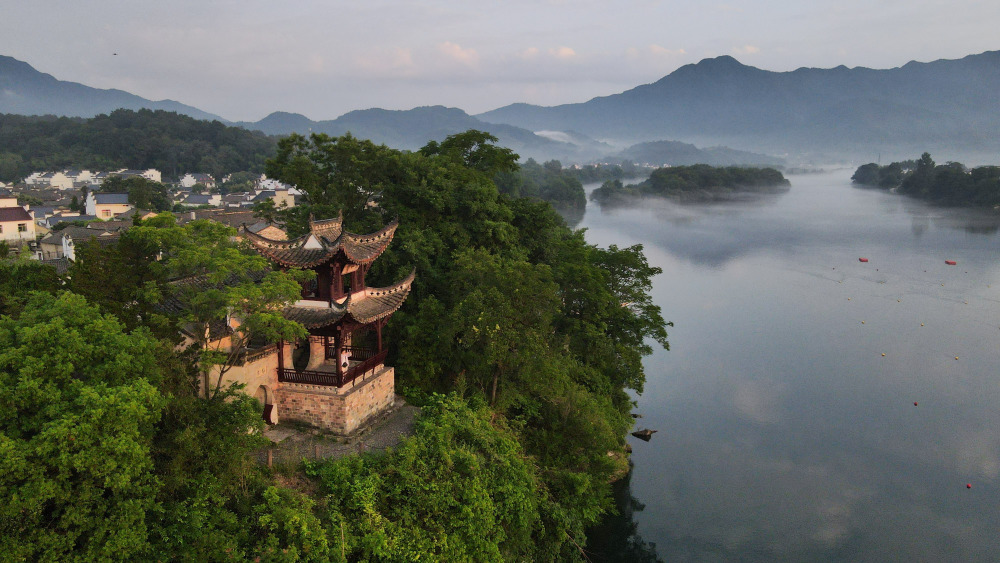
945, 260, 957, 266
913, 402, 918, 406
859, 257, 869, 263
967, 483, 972, 489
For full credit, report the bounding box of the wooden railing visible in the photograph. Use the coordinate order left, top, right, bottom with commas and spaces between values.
327, 345, 377, 362
278, 368, 345, 387
345, 349, 387, 382
278, 349, 387, 388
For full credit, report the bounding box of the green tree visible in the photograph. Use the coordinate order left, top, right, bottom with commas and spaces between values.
0, 254, 61, 316
0, 292, 166, 561
307, 395, 549, 562
266, 132, 408, 222
158, 219, 311, 398
101, 175, 172, 211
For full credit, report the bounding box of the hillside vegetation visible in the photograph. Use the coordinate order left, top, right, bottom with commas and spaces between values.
0, 109, 277, 183
1, 130, 670, 561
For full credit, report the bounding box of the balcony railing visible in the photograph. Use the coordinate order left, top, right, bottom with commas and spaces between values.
278, 349, 387, 388
327, 345, 378, 362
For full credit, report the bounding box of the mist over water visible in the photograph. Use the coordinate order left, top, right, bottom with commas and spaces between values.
580, 170, 1000, 561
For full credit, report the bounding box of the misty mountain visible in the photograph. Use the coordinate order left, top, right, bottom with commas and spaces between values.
615, 140, 782, 167
237, 106, 591, 161
477, 51, 1000, 159
0, 55, 223, 122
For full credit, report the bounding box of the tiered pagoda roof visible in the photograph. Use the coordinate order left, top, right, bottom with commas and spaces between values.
282, 269, 415, 328
241, 212, 398, 268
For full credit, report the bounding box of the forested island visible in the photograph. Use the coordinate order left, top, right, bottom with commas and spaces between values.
590, 164, 789, 206
1, 130, 670, 560
852, 153, 1000, 206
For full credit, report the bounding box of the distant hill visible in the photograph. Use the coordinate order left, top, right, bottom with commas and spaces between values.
0, 55, 224, 122
237, 106, 592, 162
0, 110, 275, 183
477, 51, 1000, 159
615, 140, 782, 167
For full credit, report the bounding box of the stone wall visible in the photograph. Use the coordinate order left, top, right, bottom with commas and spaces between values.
275, 366, 394, 435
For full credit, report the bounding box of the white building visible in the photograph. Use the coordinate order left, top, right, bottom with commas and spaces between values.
179, 173, 217, 189
0, 199, 36, 242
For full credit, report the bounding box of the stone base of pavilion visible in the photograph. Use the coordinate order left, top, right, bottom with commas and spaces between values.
275, 365, 395, 435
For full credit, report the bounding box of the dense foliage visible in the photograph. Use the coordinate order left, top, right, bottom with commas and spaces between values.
565, 161, 643, 184
852, 153, 1000, 206
304, 395, 550, 561
0, 109, 277, 183
267, 129, 670, 557
494, 158, 587, 212
2, 129, 669, 560
99, 175, 173, 211
591, 164, 789, 205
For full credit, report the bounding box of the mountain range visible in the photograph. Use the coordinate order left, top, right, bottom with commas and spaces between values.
478, 51, 1000, 160
0, 55, 223, 122
3, 51, 999, 163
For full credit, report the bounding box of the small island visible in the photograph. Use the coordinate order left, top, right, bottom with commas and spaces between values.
590, 164, 790, 206
852, 153, 1000, 207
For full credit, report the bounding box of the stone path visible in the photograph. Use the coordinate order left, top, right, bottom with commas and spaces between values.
258, 397, 419, 466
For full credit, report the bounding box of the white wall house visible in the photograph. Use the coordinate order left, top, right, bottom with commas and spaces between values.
85, 192, 134, 219
180, 173, 217, 189
0, 204, 35, 242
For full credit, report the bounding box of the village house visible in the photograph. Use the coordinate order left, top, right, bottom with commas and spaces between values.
0, 197, 35, 243
251, 188, 295, 209
177, 193, 222, 208
179, 173, 217, 190
36, 225, 120, 261
192, 213, 413, 434
113, 169, 162, 183
85, 192, 134, 219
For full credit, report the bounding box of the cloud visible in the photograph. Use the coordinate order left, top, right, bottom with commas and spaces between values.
733, 44, 761, 55
438, 41, 479, 66
518, 47, 540, 59
353, 47, 415, 77
548, 46, 577, 59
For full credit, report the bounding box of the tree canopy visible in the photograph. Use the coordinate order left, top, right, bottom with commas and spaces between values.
0, 109, 277, 183
2, 129, 670, 560
852, 153, 1000, 206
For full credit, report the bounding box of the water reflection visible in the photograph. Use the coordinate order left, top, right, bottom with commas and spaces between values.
586, 468, 662, 563
581, 170, 1000, 561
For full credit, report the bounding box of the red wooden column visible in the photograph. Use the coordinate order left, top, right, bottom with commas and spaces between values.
277, 340, 285, 373
332, 263, 343, 299
376, 319, 383, 352
323, 335, 330, 360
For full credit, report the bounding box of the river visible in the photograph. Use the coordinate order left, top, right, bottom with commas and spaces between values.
579, 169, 1000, 562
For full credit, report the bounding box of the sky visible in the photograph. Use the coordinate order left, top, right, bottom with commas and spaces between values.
3, 0, 999, 122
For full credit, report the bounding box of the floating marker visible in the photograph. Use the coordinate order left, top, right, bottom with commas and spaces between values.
881, 353, 886, 357
920, 323, 924, 327
955, 356, 960, 360
945, 260, 957, 266
859, 258, 869, 263
967, 483, 972, 489
914, 402, 918, 406
861, 320, 865, 324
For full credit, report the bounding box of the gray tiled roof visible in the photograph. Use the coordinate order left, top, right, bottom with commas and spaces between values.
95, 193, 130, 204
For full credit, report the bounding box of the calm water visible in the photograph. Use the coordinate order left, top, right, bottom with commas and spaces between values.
580, 170, 1000, 562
